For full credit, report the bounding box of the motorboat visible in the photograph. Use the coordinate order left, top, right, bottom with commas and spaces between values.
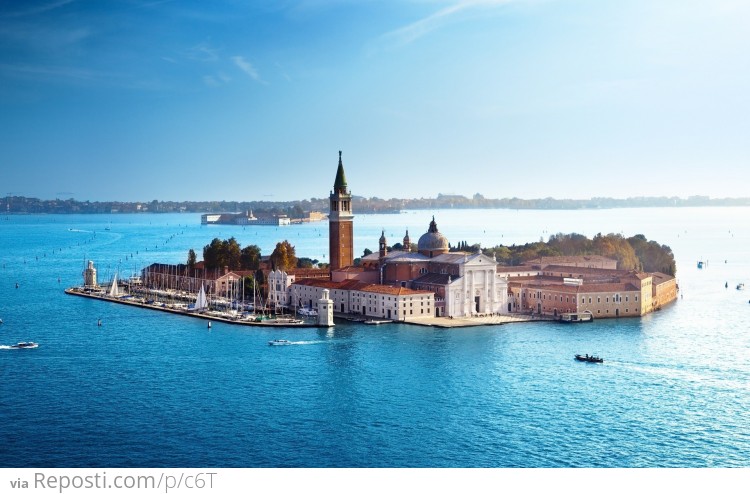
574, 354, 603, 363
298, 308, 318, 317
737, 283, 745, 290
11, 342, 39, 349
559, 312, 593, 323
268, 339, 292, 346
269, 317, 304, 325
363, 319, 392, 325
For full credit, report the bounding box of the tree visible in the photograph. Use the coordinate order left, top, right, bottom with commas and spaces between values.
548, 232, 592, 255
297, 257, 319, 268
363, 248, 373, 256
592, 233, 638, 270
187, 249, 197, 273
203, 238, 223, 270
270, 240, 297, 272
222, 237, 242, 270
241, 245, 261, 270
627, 235, 676, 275
202, 237, 242, 270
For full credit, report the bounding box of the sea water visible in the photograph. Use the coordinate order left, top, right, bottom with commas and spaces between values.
0, 208, 749, 467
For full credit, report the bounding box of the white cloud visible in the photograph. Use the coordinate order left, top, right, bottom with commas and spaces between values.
232, 55, 265, 84
187, 41, 220, 62
376, 0, 516, 49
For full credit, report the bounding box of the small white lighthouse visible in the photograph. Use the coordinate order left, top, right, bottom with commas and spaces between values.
83, 260, 97, 288
317, 289, 334, 327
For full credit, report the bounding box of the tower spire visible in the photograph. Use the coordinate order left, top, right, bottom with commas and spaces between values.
379, 229, 388, 259
334, 150, 348, 193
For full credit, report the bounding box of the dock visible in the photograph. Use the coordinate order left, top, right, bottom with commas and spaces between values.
401, 313, 545, 328
65, 287, 551, 329
333, 312, 546, 328
64, 287, 317, 327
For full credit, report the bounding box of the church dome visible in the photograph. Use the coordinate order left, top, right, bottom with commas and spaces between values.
417, 217, 449, 256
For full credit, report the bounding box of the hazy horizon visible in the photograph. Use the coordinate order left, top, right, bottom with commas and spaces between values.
2, 1, 749, 202
6, 192, 750, 205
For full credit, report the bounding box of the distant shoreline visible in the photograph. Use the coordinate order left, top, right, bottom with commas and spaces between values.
4, 195, 750, 215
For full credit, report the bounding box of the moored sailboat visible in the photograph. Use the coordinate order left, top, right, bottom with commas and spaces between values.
191, 283, 208, 312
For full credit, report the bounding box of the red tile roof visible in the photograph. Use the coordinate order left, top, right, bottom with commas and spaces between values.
292, 278, 431, 296
360, 285, 430, 296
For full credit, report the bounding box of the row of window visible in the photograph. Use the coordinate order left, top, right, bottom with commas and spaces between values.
521, 292, 640, 304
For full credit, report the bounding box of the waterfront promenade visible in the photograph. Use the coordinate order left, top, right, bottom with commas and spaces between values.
64, 287, 316, 328
334, 312, 545, 328
410, 313, 544, 328
65, 286, 544, 329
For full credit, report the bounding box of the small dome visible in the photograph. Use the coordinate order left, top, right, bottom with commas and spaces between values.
417, 217, 449, 255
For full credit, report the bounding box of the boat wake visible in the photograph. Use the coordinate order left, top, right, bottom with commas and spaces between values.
608, 360, 750, 393
0, 345, 13, 350
269, 340, 328, 346
68, 228, 92, 233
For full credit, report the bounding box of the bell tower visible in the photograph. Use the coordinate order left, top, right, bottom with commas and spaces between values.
329, 151, 354, 271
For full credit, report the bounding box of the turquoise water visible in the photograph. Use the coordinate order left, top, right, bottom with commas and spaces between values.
1, 208, 749, 467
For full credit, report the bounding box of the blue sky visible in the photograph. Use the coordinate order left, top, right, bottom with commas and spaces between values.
1, 0, 748, 202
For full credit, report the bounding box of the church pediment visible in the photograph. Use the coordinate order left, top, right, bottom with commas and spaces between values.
463, 253, 498, 267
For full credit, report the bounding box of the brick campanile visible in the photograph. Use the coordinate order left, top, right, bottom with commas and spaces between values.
329, 150, 354, 272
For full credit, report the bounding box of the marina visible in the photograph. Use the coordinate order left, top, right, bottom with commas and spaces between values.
64, 286, 313, 327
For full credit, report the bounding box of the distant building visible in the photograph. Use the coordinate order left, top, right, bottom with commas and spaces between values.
201, 211, 291, 226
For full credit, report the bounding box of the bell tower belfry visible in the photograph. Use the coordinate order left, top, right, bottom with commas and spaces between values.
329, 151, 354, 271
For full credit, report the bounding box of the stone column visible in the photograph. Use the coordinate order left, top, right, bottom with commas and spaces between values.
317, 289, 335, 327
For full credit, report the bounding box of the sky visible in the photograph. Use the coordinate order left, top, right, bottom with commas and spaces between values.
1, 0, 749, 202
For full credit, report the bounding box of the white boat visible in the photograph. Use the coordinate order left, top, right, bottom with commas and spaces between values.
559, 311, 594, 323
298, 307, 318, 317
10, 342, 38, 349
268, 339, 292, 346
193, 283, 208, 311
363, 319, 392, 325
269, 317, 304, 325
108, 273, 120, 297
